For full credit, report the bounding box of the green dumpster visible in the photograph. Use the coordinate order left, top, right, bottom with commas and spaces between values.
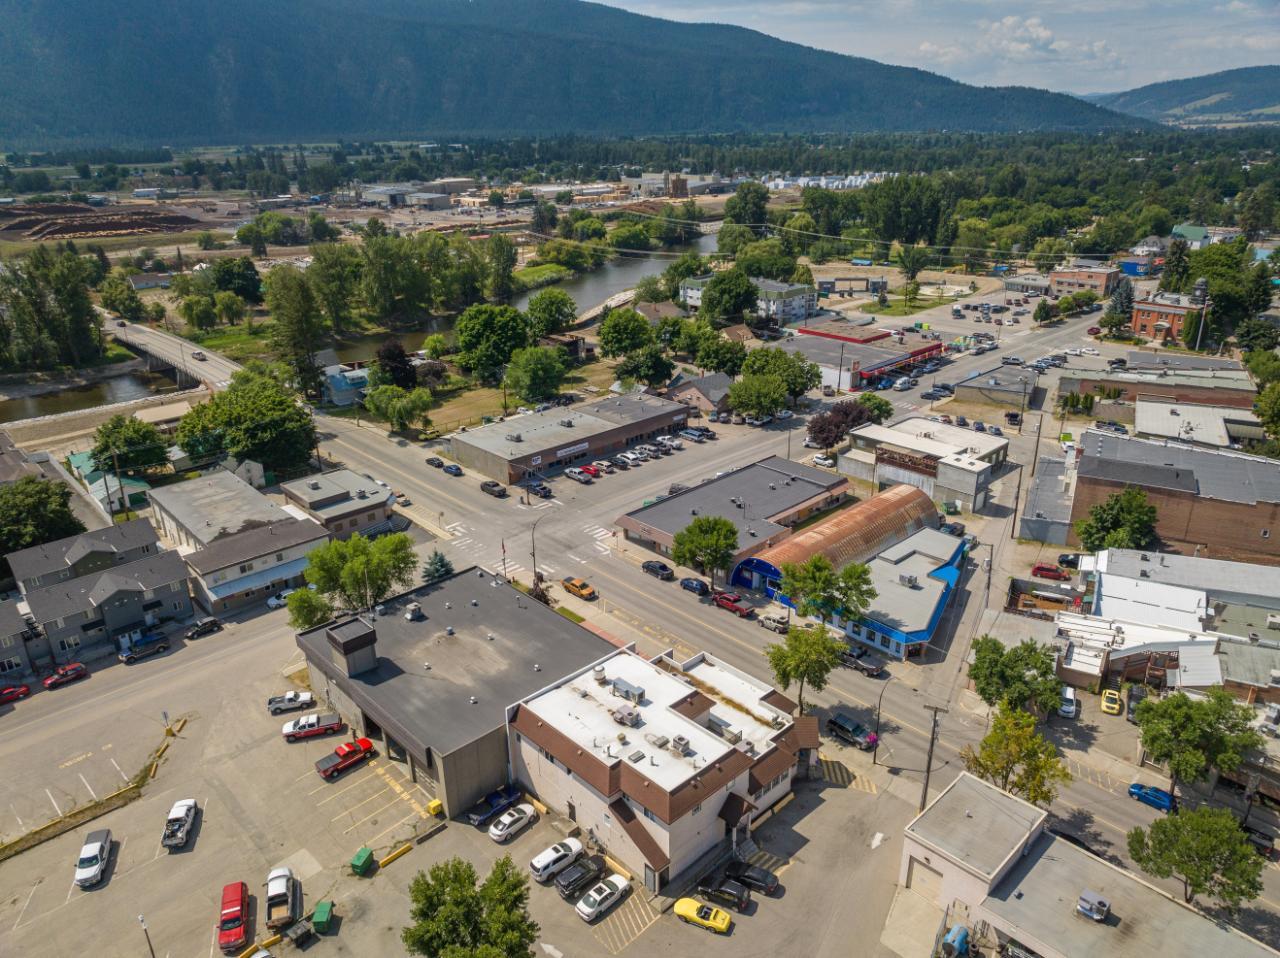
351, 846, 374, 876
313, 900, 334, 934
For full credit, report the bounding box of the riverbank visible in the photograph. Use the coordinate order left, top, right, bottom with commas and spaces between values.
0, 355, 148, 402
3, 388, 210, 460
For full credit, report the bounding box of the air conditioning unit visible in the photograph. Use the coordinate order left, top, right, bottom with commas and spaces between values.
670, 734, 690, 756
613, 679, 645, 703
593, 666, 607, 685
505, 433, 523, 442
1269, 670, 1280, 688
899, 574, 918, 587
357, 489, 368, 499
610, 704, 640, 727
644, 733, 669, 749
1267, 614, 1280, 631
404, 602, 422, 621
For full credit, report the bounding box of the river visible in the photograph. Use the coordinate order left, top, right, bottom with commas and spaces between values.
0, 371, 177, 425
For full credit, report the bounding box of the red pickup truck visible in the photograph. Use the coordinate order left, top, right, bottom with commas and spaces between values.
315, 738, 374, 780
281, 712, 344, 742
713, 592, 755, 618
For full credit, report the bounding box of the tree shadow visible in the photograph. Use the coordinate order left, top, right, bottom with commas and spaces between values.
1215, 904, 1280, 950
1044, 712, 1099, 753
1047, 807, 1122, 866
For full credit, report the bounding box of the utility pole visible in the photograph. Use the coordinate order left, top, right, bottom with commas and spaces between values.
919, 705, 948, 812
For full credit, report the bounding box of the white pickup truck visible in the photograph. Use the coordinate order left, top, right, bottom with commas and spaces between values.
265, 866, 300, 929
266, 690, 314, 715
161, 798, 197, 849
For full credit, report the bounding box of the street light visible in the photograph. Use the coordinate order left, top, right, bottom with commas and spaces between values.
138, 915, 156, 958
872, 676, 892, 766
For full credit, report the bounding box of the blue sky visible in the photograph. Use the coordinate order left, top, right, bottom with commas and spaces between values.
603, 0, 1280, 92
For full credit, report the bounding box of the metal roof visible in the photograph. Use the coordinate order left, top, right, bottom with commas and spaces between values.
1078, 431, 1280, 505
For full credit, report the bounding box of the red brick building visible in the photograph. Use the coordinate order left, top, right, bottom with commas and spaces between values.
1130, 292, 1201, 342
1049, 265, 1121, 297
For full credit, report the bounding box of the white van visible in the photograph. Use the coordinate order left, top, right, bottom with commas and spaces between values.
1058, 686, 1079, 719
893, 377, 912, 391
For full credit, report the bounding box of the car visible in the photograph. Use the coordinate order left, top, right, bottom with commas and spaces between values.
638, 443, 666, 457
1101, 689, 1123, 715
1004, 411, 1022, 426
826, 711, 878, 750
989, 425, 1004, 437
1057, 553, 1080, 570
185, 617, 222, 639
480, 480, 508, 498
642, 560, 675, 581
757, 414, 773, 426
1001, 356, 1023, 366
1128, 783, 1175, 813
730, 414, 745, 425
713, 592, 754, 617
812, 454, 835, 468
564, 467, 593, 484
465, 785, 522, 826
1087, 326, 1102, 335
591, 460, 615, 474
694, 427, 718, 440
776, 409, 794, 420
526, 482, 553, 499
610, 457, 630, 470
939, 415, 953, 424
955, 415, 969, 427
674, 898, 732, 934
1081, 346, 1099, 356
530, 838, 584, 882
217, 881, 251, 954
575, 874, 629, 922
489, 803, 537, 843
1058, 686, 1079, 719
696, 877, 751, 912
561, 577, 597, 600
397, 495, 412, 506
314, 738, 375, 780
579, 464, 601, 478
1065, 348, 1081, 357
44, 662, 88, 689
115, 319, 127, 327
191, 350, 207, 361
1243, 825, 1277, 861
442, 464, 463, 476
1031, 563, 1070, 581
0, 684, 30, 703
267, 589, 295, 609
973, 421, 986, 432
555, 855, 606, 900
1126, 685, 1148, 723
802, 437, 823, 449
266, 690, 314, 715
680, 577, 710, 596
74, 828, 112, 886
1107, 358, 1127, 369
759, 612, 789, 633
940, 521, 966, 537
425, 456, 444, 468
679, 429, 706, 443
920, 390, 942, 401
162, 798, 198, 849
282, 712, 344, 742
724, 860, 779, 895
620, 451, 644, 465
743, 415, 762, 426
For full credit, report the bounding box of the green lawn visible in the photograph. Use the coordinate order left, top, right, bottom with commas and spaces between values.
856, 295, 954, 317
513, 264, 572, 292
189, 322, 278, 363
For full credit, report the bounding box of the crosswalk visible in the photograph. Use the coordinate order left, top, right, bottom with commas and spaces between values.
439, 520, 620, 582
592, 888, 661, 955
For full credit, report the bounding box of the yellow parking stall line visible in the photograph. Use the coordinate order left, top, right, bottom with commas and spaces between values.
312, 768, 380, 804
331, 785, 392, 821
343, 796, 409, 834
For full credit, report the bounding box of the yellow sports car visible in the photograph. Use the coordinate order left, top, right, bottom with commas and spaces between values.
674, 897, 731, 934
1101, 689, 1122, 715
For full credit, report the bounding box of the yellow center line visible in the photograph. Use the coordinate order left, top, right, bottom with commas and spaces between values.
326, 432, 474, 518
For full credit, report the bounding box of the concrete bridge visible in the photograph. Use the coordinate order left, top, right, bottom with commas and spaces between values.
99, 309, 241, 391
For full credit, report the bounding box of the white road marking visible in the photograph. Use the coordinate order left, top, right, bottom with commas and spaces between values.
45, 789, 62, 817
11, 803, 23, 828
540, 945, 565, 958
871, 832, 885, 849
65, 878, 77, 903
12, 882, 37, 930
78, 773, 97, 801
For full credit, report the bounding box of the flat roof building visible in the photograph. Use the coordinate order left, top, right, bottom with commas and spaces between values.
297, 567, 617, 817
900, 772, 1274, 958
185, 517, 327, 614
777, 324, 944, 390
1018, 456, 1073, 545
1132, 397, 1262, 448
1070, 431, 1280, 563
954, 367, 1038, 410
445, 394, 691, 483
281, 469, 396, 540
509, 647, 816, 892
1057, 367, 1256, 410
149, 471, 293, 552
617, 456, 849, 563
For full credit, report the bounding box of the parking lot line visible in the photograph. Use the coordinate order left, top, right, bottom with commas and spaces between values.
12, 882, 37, 931
109, 757, 127, 783
78, 773, 98, 801
341, 795, 407, 834
331, 785, 392, 821
10, 803, 23, 828
312, 767, 380, 803
45, 789, 62, 817
64, 877, 76, 904
364, 811, 418, 846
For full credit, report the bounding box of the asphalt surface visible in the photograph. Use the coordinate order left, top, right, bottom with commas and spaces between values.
98, 307, 241, 391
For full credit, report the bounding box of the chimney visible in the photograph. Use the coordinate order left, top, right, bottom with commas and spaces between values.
326, 617, 378, 677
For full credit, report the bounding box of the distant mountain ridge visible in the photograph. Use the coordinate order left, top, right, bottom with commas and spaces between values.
0, 0, 1143, 146
1088, 66, 1280, 126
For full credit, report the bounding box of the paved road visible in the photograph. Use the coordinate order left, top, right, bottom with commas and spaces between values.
98, 307, 241, 391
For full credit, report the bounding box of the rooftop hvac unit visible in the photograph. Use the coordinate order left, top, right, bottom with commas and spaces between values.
613, 679, 645, 703
505, 433, 523, 442
593, 666, 607, 685
307, 480, 321, 490
559, 419, 575, 427
1267, 614, 1280, 631
628, 750, 645, 763
1266, 704, 1280, 726
356, 489, 368, 499
1270, 670, 1280, 688
644, 733, 669, 749
610, 704, 640, 727
670, 734, 690, 756
899, 574, 918, 587
404, 602, 422, 621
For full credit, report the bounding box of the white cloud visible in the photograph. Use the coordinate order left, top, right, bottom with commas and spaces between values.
918, 14, 1121, 74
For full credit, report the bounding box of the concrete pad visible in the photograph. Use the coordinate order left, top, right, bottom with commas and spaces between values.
879, 885, 945, 958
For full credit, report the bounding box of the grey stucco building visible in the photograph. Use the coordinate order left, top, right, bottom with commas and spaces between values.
296, 567, 616, 817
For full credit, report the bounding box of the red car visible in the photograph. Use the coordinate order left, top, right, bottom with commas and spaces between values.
713, 592, 755, 618
315, 738, 375, 780
1087, 326, 1101, 335
1031, 563, 1071, 581
43, 663, 88, 689
579, 464, 601, 478
217, 881, 250, 953
0, 684, 30, 703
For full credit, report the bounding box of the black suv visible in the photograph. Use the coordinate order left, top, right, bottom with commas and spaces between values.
1125, 685, 1148, 724
724, 860, 778, 895
184, 617, 222, 640
642, 560, 675, 581
480, 480, 508, 498
555, 855, 605, 900
696, 878, 751, 911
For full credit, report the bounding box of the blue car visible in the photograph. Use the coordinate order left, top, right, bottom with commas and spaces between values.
680, 577, 710, 596
1128, 783, 1174, 813
443, 464, 463, 476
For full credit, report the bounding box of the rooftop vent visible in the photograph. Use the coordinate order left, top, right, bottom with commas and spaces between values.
471, 599, 478, 607
899, 574, 918, 587
1270, 670, 1280, 688
610, 704, 640, 727
445, 626, 455, 636
628, 750, 645, 763
307, 480, 320, 490
644, 732, 670, 749
670, 734, 691, 756
469, 695, 478, 704
560, 419, 575, 427
356, 489, 368, 499
534, 663, 541, 672
505, 433, 523, 442
593, 665, 607, 685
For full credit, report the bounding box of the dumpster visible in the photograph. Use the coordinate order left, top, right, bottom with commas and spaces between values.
313, 900, 334, 934
351, 846, 374, 876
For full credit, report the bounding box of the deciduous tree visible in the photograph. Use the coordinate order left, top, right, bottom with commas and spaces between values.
1134, 688, 1263, 793
968, 637, 1061, 714
597, 308, 652, 357
764, 625, 845, 713
92, 414, 167, 472
524, 288, 576, 342
455, 304, 529, 380
265, 265, 327, 396
671, 516, 738, 587
616, 345, 674, 387
699, 267, 758, 321
402, 856, 538, 958
0, 477, 86, 578
741, 347, 821, 401
376, 338, 417, 390
504, 346, 567, 401
961, 704, 1071, 806
1074, 487, 1157, 551
1128, 807, 1264, 908
304, 532, 418, 612
727, 373, 787, 417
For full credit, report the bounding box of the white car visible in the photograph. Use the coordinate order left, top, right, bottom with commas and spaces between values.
776, 409, 794, 420
488, 803, 537, 843
620, 451, 644, 465
576, 874, 629, 922
743, 416, 762, 426
565, 467, 592, 484
1065, 348, 1081, 356
74, 829, 112, 887
267, 589, 295, 609
656, 436, 683, 450
1081, 346, 1099, 356
802, 437, 822, 449
1058, 686, 1079, 719
812, 454, 836, 468
529, 837, 584, 882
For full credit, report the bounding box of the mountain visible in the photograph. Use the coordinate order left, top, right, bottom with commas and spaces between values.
0, 0, 1143, 147
1088, 66, 1280, 127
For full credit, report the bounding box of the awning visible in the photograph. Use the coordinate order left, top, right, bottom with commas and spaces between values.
718, 793, 757, 827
